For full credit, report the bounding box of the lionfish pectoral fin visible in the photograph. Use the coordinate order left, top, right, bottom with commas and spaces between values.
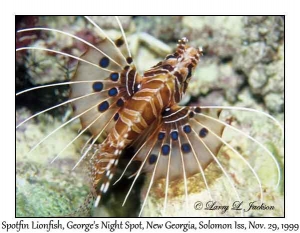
119, 105, 227, 216
70, 38, 141, 138
68, 20, 143, 168
136, 106, 225, 181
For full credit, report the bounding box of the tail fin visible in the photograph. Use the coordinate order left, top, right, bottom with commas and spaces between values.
91, 143, 121, 207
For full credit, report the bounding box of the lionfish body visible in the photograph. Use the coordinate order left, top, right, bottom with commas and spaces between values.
71, 36, 225, 207
16, 16, 283, 217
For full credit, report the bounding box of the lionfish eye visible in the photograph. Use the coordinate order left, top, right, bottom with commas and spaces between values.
186, 64, 193, 80
162, 64, 174, 71
166, 54, 177, 60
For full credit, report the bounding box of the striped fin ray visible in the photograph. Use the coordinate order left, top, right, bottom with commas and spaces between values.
16, 16, 142, 202
92, 151, 122, 208
70, 69, 140, 138
16, 17, 141, 155
139, 106, 228, 216
17, 16, 133, 71
134, 105, 269, 216
70, 18, 141, 138
118, 105, 231, 216
70, 14, 143, 203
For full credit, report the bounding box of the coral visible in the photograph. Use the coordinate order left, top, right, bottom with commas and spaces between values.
233, 16, 284, 113
16, 108, 90, 217
16, 161, 90, 217
182, 16, 244, 58
88, 16, 132, 30
135, 16, 184, 42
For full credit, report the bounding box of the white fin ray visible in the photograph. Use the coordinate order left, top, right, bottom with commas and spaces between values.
194, 118, 263, 204
190, 126, 244, 217
16, 47, 113, 72
200, 112, 281, 188
17, 27, 123, 68
200, 106, 283, 140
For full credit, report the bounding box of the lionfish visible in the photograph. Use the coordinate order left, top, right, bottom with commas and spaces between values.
16, 16, 284, 217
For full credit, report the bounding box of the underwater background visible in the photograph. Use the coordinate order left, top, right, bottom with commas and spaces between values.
16, 16, 284, 217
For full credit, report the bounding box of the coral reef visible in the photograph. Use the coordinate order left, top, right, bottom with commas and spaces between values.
16, 108, 90, 217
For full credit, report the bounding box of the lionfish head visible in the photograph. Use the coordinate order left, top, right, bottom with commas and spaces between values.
163, 37, 203, 94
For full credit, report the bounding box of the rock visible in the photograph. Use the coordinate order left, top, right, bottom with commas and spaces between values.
16, 108, 90, 217
264, 93, 284, 113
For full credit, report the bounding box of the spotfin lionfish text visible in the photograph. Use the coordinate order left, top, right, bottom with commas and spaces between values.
16, 16, 284, 217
